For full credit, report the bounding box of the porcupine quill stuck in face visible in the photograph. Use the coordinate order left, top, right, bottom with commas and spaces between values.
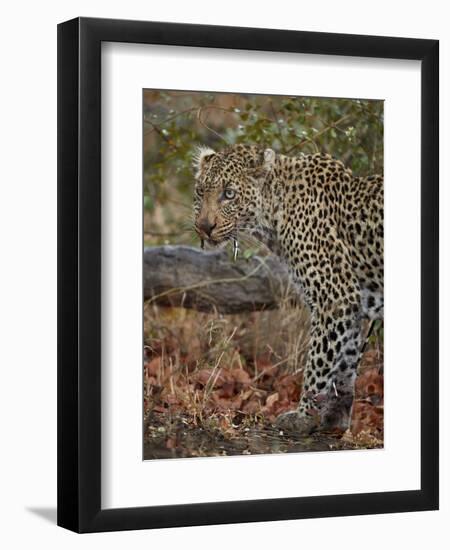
232, 238, 239, 261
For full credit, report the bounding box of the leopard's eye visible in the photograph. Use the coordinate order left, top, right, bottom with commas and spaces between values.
223, 188, 236, 200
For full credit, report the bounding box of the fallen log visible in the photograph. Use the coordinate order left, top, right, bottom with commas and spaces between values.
144, 245, 294, 314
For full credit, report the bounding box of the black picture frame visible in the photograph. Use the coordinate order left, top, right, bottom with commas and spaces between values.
57, 16, 439, 533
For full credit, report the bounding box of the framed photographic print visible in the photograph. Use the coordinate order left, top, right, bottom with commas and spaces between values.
57, 17, 439, 532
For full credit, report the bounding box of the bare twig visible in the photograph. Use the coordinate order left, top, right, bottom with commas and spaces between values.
144, 108, 197, 136
269, 100, 285, 147
285, 113, 353, 155
143, 117, 178, 149
197, 108, 229, 143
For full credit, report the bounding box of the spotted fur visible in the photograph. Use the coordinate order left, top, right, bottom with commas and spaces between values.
193, 144, 383, 434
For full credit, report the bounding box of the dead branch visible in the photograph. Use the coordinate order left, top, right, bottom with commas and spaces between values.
144, 245, 294, 314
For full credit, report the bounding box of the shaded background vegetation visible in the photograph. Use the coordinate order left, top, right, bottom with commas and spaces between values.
143, 91, 384, 459
144, 91, 383, 247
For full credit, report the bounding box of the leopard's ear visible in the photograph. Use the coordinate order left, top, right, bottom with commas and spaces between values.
262, 148, 276, 170
247, 148, 276, 183
192, 145, 216, 177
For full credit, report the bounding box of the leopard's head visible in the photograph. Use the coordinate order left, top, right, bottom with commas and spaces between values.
193, 144, 276, 246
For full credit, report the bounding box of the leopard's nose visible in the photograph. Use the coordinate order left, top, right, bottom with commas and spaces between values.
197, 219, 216, 237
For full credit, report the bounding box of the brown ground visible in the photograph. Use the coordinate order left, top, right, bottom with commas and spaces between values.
144, 305, 383, 459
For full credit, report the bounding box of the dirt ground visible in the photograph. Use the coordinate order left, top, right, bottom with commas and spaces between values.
143, 306, 384, 460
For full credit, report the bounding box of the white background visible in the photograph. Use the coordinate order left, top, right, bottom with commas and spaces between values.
0, 0, 448, 548
102, 43, 421, 508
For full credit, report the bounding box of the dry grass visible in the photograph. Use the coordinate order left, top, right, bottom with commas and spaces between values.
144, 296, 310, 418
144, 297, 384, 458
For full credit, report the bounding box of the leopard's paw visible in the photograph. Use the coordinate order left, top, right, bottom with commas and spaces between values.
274, 410, 319, 436
319, 394, 353, 434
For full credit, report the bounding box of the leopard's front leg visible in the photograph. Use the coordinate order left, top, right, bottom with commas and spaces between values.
276, 294, 363, 435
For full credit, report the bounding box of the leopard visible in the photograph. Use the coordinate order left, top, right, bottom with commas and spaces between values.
193, 143, 383, 435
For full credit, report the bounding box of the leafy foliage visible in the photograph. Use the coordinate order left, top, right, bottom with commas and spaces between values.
143, 90, 383, 246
